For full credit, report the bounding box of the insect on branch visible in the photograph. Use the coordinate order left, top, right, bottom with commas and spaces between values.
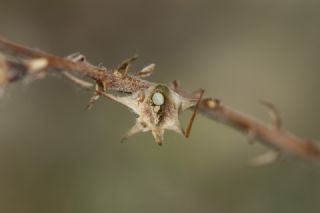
0, 37, 320, 163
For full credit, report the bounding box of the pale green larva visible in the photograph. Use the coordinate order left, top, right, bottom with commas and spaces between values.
152, 92, 165, 106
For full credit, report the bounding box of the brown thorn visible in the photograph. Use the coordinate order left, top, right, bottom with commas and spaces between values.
134, 64, 155, 78
171, 80, 180, 91
86, 93, 101, 110
184, 88, 205, 138
260, 100, 282, 129
152, 129, 164, 146
63, 71, 93, 90
117, 54, 139, 76
120, 122, 142, 143
66, 52, 86, 63
86, 84, 103, 110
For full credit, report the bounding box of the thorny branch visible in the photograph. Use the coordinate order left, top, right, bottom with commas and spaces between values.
0, 37, 319, 164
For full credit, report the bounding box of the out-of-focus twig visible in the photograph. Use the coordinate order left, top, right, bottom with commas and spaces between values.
199, 98, 320, 160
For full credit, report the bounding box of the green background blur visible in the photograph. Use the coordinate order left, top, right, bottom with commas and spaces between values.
1, 1, 320, 213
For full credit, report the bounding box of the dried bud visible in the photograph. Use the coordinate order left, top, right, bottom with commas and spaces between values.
26, 58, 48, 72
103, 84, 199, 145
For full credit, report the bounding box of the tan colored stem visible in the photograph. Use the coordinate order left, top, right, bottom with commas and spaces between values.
0, 37, 320, 161
198, 98, 320, 160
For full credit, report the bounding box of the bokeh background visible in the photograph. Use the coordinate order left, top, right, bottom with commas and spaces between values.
1, 0, 320, 212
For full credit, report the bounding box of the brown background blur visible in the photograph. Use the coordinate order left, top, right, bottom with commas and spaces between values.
1, 0, 320, 213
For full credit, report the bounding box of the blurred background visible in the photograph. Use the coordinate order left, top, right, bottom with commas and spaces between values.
1, 0, 320, 212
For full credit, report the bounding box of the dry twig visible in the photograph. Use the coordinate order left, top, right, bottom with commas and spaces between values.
0, 37, 319, 162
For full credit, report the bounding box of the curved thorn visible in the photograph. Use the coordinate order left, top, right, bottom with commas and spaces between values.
167, 119, 185, 138
66, 52, 86, 63
120, 122, 142, 143
185, 88, 204, 138
86, 93, 100, 110
86, 84, 102, 110
134, 64, 155, 78
117, 54, 139, 76
63, 71, 94, 90
260, 100, 282, 129
170, 80, 180, 91
152, 129, 164, 146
